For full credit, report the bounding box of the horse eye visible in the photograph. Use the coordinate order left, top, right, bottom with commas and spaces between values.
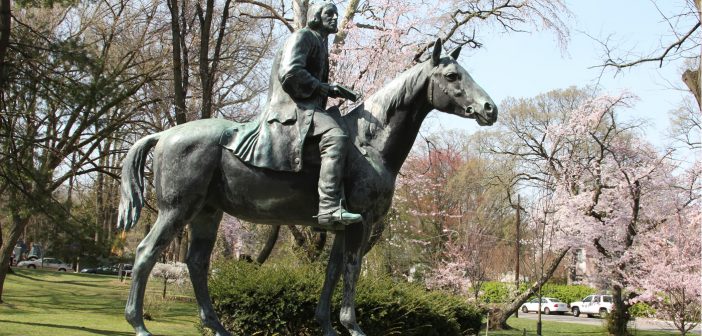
445, 73, 459, 82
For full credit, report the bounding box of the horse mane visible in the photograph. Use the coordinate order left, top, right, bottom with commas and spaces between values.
343, 61, 430, 143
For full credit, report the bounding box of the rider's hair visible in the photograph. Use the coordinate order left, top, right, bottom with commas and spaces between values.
307, 1, 335, 30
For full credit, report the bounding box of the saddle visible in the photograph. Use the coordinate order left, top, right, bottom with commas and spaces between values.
219, 106, 359, 171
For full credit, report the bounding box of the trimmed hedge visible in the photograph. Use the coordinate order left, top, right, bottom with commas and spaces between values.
209, 261, 483, 336
479, 282, 514, 303
479, 282, 596, 304
541, 284, 596, 304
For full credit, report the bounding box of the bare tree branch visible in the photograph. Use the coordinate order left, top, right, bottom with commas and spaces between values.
602, 22, 700, 70
237, 0, 294, 32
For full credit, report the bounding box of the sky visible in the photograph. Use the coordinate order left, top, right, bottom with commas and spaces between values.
428, 0, 697, 151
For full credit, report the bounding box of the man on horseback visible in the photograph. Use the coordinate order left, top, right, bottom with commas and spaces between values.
230, 1, 361, 228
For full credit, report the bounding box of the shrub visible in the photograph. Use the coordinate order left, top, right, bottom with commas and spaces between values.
540, 284, 596, 304
209, 260, 483, 336
479, 282, 511, 303
629, 302, 656, 318
478, 282, 596, 305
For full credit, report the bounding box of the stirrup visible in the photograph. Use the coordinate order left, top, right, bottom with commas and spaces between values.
316, 208, 362, 227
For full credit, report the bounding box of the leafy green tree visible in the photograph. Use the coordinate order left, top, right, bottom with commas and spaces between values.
0, 1, 162, 302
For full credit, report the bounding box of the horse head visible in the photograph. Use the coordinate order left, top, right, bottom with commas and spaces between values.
426, 38, 498, 126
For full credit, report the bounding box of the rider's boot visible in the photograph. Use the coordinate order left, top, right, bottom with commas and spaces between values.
316, 134, 362, 228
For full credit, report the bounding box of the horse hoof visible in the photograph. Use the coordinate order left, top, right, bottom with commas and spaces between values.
132, 326, 153, 336
212, 328, 232, 336
346, 325, 366, 336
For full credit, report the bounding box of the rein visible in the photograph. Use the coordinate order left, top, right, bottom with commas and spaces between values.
427, 71, 452, 108
427, 71, 437, 107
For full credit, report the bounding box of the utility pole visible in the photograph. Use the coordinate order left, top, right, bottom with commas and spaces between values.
514, 194, 521, 318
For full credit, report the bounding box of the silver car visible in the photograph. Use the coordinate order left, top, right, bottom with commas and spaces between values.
17, 257, 72, 272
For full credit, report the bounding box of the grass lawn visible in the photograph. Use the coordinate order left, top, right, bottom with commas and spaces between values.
0, 268, 200, 336
483, 317, 681, 336
0, 268, 685, 336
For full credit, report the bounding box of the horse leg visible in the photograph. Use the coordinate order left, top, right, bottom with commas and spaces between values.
315, 232, 345, 336
125, 209, 188, 336
339, 221, 370, 336
186, 206, 230, 336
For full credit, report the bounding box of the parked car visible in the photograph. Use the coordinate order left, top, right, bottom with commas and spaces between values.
80, 265, 119, 275
121, 264, 133, 277
570, 294, 613, 318
17, 257, 71, 272
27, 244, 43, 261
520, 297, 569, 315
80, 263, 133, 276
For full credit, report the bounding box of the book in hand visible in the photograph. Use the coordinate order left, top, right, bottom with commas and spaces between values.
334, 84, 359, 102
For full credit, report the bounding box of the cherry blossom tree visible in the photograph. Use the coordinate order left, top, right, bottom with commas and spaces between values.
486, 188, 571, 330
395, 139, 466, 243
329, 0, 571, 105
424, 228, 491, 301
389, 132, 518, 299
481, 87, 700, 334
151, 261, 189, 299
377, 137, 468, 278
540, 93, 694, 336
630, 164, 701, 336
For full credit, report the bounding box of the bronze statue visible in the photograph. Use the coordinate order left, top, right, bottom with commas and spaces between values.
118, 35, 497, 335
229, 1, 361, 227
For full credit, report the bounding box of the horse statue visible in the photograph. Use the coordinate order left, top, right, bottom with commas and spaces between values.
118, 38, 497, 336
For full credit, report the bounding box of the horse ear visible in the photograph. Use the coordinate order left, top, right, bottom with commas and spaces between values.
431, 38, 442, 66
449, 46, 461, 60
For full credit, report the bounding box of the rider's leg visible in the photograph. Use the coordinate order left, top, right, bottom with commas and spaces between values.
311, 113, 361, 226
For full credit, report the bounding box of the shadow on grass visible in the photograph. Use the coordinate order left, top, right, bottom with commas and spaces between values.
10, 270, 111, 288
0, 319, 132, 335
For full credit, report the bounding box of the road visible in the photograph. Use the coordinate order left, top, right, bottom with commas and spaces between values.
516, 312, 701, 333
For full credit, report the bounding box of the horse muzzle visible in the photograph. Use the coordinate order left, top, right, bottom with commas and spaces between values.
463, 102, 497, 126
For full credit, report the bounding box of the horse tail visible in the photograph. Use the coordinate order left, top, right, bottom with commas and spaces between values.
117, 133, 161, 232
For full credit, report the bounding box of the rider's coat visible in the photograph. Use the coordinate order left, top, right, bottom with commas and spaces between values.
227, 27, 331, 172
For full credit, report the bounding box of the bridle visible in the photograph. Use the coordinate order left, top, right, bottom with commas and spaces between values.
427, 71, 437, 107
427, 69, 473, 116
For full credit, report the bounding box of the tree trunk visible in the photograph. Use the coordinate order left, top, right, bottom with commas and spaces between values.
331, 0, 360, 46
682, 69, 700, 109
197, 0, 214, 119
167, 0, 188, 125
606, 285, 631, 336
0, 0, 10, 86
178, 230, 188, 262
95, 144, 106, 244
0, 193, 31, 303
697, 0, 701, 111
684, 1, 702, 110
292, 0, 309, 30
489, 247, 570, 330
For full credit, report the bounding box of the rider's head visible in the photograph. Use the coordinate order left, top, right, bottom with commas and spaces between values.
307, 1, 338, 34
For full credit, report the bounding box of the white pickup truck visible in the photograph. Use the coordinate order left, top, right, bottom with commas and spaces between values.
570, 294, 613, 318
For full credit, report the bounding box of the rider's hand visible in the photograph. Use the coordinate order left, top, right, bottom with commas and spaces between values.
317, 83, 332, 96
329, 85, 343, 98
319, 83, 358, 102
